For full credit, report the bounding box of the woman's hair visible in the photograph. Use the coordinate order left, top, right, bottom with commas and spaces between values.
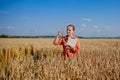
67, 24, 75, 31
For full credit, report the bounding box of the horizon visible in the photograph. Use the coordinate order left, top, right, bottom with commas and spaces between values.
0, 0, 120, 37
0, 34, 120, 38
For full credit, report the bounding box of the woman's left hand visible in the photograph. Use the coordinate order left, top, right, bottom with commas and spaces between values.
64, 43, 74, 49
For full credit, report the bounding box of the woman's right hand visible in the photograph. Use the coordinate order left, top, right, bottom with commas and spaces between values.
57, 29, 64, 36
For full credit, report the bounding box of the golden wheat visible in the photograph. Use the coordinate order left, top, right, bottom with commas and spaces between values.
0, 38, 120, 80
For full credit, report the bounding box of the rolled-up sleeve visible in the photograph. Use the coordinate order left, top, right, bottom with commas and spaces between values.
54, 38, 63, 45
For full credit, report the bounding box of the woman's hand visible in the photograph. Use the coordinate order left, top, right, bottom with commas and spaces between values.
57, 29, 64, 36
64, 43, 74, 49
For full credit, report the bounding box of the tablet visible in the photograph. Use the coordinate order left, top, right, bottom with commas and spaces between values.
67, 37, 77, 47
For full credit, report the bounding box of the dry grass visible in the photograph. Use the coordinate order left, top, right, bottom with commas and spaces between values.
0, 38, 120, 80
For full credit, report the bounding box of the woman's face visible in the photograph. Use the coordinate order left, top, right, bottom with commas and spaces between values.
66, 26, 74, 36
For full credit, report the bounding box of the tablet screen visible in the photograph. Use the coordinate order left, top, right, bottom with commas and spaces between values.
67, 37, 77, 47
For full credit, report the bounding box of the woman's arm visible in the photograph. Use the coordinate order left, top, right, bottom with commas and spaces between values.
53, 30, 63, 45
53, 34, 60, 45
71, 38, 80, 53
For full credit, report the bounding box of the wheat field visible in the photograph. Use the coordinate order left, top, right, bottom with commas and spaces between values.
0, 38, 120, 80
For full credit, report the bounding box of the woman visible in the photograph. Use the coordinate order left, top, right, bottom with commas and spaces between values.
53, 24, 80, 58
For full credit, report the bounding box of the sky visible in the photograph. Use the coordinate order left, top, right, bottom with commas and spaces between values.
0, 0, 120, 37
